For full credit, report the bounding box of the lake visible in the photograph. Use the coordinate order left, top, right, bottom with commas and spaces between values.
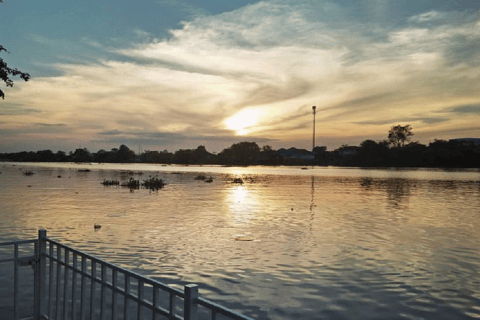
1, 162, 480, 319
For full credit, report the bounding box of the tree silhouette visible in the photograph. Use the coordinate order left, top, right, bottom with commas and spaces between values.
388, 125, 413, 148
261, 145, 273, 152
218, 141, 260, 164
1, 46, 30, 99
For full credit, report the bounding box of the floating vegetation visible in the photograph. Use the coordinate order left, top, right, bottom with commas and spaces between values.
119, 170, 143, 175
143, 177, 166, 190
23, 171, 35, 176
118, 177, 165, 191
205, 177, 213, 183
78, 169, 91, 172
121, 178, 140, 189
232, 178, 243, 184
245, 176, 258, 183
195, 174, 206, 180
102, 180, 120, 186
234, 236, 255, 241
223, 173, 258, 184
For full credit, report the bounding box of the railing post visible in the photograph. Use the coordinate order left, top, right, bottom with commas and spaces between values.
36, 229, 47, 320
184, 284, 198, 320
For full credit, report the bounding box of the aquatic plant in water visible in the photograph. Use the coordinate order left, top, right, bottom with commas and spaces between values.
142, 177, 165, 190
121, 178, 140, 189
118, 177, 165, 190
102, 180, 120, 186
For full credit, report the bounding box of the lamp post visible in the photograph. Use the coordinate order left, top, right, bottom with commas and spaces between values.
312, 106, 316, 151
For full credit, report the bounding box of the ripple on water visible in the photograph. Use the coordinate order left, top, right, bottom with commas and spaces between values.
1, 164, 480, 320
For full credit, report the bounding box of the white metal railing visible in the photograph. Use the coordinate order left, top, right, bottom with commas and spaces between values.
0, 238, 39, 320
0, 230, 254, 320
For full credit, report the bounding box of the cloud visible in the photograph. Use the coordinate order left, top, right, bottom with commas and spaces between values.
34, 123, 67, 127
156, 0, 209, 18
0, 123, 72, 136
100, 129, 123, 135
4, 0, 480, 151
409, 11, 445, 23
0, 103, 42, 116
30, 34, 57, 46
92, 129, 275, 152
355, 117, 450, 126
443, 105, 480, 115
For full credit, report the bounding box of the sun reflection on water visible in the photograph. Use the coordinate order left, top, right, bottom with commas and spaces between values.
227, 184, 258, 226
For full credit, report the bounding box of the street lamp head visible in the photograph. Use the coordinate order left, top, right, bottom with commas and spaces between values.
312, 106, 316, 111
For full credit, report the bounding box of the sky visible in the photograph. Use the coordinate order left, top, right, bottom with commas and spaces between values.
1, 0, 480, 153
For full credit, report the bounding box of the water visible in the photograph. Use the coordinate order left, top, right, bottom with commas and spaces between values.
1, 162, 480, 319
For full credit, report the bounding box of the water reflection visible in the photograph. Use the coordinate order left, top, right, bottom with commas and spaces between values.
309, 176, 316, 231
359, 177, 412, 206
1, 164, 480, 319
227, 184, 257, 226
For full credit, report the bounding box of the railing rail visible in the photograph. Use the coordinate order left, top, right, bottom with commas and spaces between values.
0, 237, 38, 320
0, 230, 254, 320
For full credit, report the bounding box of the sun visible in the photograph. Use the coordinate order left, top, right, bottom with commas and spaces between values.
225, 109, 259, 135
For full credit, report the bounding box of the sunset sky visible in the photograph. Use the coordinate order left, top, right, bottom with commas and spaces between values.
1, 0, 479, 153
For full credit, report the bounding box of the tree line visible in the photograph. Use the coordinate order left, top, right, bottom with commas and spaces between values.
0, 142, 274, 165
1, 126, 480, 168
327, 125, 480, 168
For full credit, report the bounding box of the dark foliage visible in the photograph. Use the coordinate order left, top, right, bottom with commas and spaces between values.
102, 180, 120, 186
218, 141, 260, 165
142, 177, 165, 190
94, 145, 135, 163
388, 125, 414, 148
0, 45, 30, 99
1, 129, 480, 168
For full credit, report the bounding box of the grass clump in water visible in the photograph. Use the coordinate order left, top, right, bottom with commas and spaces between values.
102, 180, 120, 186
121, 178, 140, 189
118, 177, 165, 190
142, 177, 165, 190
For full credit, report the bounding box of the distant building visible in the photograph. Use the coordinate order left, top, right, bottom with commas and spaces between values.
277, 148, 315, 161
337, 146, 360, 156
449, 138, 480, 146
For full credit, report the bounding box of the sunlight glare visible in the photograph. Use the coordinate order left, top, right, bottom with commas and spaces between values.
233, 185, 247, 203
224, 109, 260, 135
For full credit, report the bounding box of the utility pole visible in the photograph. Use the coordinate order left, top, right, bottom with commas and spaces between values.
312, 106, 316, 151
